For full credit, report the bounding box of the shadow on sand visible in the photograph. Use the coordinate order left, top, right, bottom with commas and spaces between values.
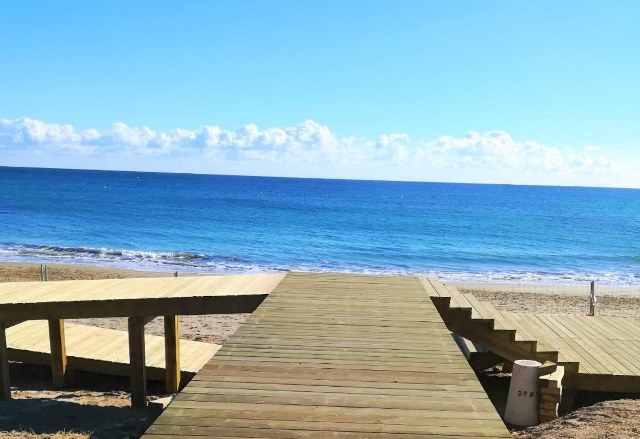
0, 397, 153, 438
0, 363, 164, 438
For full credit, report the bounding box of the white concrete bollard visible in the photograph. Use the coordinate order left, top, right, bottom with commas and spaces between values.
504, 359, 541, 426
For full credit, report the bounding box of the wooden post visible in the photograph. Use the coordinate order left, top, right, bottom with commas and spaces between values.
588, 281, 596, 316
40, 264, 44, 281
44, 265, 49, 281
48, 319, 68, 388
0, 321, 10, 400
174, 271, 178, 277
164, 315, 181, 393
128, 317, 147, 409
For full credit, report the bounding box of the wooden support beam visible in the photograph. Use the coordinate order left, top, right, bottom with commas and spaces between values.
0, 294, 268, 321
164, 315, 181, 393
48, 319, 68, 389
128, 316, 147, 409
0, 321, 10, 400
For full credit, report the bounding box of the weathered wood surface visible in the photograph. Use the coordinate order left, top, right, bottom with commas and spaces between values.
6, 320, 219, 380
144, 273, 510, 438
0, 273, 284, 319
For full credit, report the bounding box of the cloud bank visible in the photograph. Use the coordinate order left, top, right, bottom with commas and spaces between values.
1, 117, 637, 188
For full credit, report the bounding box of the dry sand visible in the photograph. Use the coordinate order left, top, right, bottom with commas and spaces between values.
454, 283, 640, 320
1, 263, 639, 438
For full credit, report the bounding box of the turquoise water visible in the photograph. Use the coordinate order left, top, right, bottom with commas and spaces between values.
1, 166, 639, 283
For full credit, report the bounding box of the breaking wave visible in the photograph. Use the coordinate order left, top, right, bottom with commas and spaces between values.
1, 242, 639, 284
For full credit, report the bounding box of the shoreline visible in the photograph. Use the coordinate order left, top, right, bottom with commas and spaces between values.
1, 258, 639, 285
0, 262, 176, 282
2, 262, 638, 320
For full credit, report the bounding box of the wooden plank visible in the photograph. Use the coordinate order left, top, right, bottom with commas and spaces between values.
0, 273, 286, 321
6, 321, 219, 376
164, 315, 180, 393
128, 316, 147, 409
462, 293, 495, 320
142, 273, 510, 438
0, 294, 268, 321
0, 273, 285, 303
477, 300, 512, 330
48, 319, 68, 388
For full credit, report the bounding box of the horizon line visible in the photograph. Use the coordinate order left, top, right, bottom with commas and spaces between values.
1, 164, 637, 191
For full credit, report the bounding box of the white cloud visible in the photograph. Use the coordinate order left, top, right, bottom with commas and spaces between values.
0, 117, 638, 187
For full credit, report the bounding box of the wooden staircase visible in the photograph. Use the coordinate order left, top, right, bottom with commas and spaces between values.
421, 277, 559, 368
420, 277, 565, 421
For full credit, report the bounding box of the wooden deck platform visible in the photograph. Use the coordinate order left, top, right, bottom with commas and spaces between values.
485, 311, 640, 392
0, 273, 285, 320
7, 320, 219, 381
144, 273, 510, 438
0, 273, 285, 404
425, 277, 640, 419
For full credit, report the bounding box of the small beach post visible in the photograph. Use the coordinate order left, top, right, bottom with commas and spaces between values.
588, 281, 596, 316
504, 359, 541, 426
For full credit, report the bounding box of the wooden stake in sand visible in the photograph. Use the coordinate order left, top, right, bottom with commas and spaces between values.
589, 281, 596, 316
40, 264, 49, 281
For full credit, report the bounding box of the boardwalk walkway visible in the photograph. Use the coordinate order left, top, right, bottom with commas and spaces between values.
427, 277, 640, 392
0, 273, 283, 403
144, 273, 510, 438
426, 278, 640, 420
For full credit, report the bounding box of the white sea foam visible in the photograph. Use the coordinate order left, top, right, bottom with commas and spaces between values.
1, 242, 639, 285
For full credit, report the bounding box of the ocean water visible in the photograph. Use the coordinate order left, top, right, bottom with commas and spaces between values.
1, 166, 639, 283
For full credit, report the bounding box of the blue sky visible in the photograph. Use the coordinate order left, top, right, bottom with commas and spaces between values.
1, 1, 639, 187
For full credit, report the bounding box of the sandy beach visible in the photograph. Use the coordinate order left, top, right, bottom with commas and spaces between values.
1, 262, 640, 439
454, 283, 640, 320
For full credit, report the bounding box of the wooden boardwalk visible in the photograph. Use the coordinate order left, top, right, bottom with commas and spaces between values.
7, 320, 219, 381
428, 278, 640, 393
0, 273, 284, 404
0, 273, 285, 320
426, 278, 640, 420
144, 273, 510, 438
481, 310, 640, 392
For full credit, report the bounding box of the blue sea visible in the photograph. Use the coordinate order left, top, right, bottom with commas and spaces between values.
1, 166, 639, 283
